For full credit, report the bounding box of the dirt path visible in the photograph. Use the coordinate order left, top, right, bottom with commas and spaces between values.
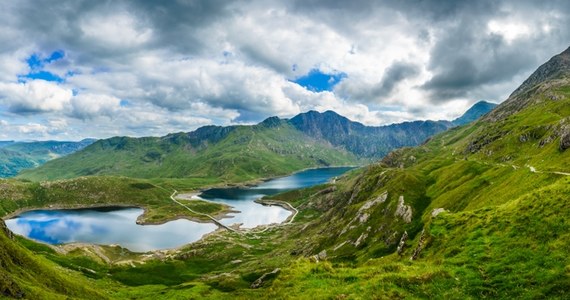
170, 191, 240, 234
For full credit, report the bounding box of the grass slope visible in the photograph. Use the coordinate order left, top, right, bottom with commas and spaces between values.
19, 121, 358, 183
0, 220, 105, 299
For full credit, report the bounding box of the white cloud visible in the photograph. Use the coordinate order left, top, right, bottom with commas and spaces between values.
0, 80, 72, 113
0, 0, 568, 140
80, 13, 152, 49
17, 123, 49, 135
70, 93, 121, 119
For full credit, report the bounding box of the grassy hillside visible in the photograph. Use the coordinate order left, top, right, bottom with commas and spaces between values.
1, 49, 568, 299
0, 139, 95, 178
19, 121, 358, 182
0, 220, 105, 299
0, 176, 229, 225
17, 103, 496, 183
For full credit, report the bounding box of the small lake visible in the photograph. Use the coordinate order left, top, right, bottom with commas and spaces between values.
5, 167, 353, 252
199, 167, 354, 227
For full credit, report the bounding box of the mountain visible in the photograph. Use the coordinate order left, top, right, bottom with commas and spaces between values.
0, 48, 568, 299
18, 121, 358, 182
290, 110, 451, 158
289, 102, 494, 159
451, 100, 497, 125
0, 139, 96, 178
0, 141, 15, 148
486, 46, 570, 121
254, 46, 570, 298
18, 103, 494, 182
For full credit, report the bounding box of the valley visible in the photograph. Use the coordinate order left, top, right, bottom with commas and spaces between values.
0, 44, 568, 300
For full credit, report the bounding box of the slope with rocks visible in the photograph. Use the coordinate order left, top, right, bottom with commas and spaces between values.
251, 46, 570, 298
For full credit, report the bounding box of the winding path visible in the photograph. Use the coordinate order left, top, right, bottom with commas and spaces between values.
171, 190, 299, 235
170, 190, 240, 234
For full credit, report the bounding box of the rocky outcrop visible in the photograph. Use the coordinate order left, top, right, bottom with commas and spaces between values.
394, 195, 413, 223
396, 231, 408, 255
410, 230, 427, 261
251, 268, 281, 289
0, 220, 13, 240
559, 127, 570, 151
317, 250, 327, 261
431, 208, 447, 218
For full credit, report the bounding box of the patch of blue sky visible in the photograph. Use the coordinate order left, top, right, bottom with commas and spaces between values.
21, 50, 67, 83
292, 69, 346, 92
20, 71, 63, 83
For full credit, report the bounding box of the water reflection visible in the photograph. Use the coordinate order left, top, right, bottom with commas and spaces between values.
6, 208, 217, 252
5, 167, 353, 251
199, 167, 353, 227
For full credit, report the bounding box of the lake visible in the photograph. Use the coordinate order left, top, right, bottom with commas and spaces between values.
5, 167, 353, 252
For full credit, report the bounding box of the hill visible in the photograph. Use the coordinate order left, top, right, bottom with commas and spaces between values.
0, 139, 95, 178
451, 100, 497, 125
18, 104, 493, 182
0, 47, 568, 299
246, 46, 570, 298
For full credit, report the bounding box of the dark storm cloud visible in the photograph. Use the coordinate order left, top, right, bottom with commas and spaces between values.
288, 0, 570, 102
376, 62, 420, 97
1, 0, 570, 140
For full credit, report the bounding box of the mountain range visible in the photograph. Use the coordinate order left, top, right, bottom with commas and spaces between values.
17, 101, 495, 182
0, 139, 95, 178
2, 45, 568, 299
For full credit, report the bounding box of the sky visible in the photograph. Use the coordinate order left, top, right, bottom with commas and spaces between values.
0, 0, 569, 141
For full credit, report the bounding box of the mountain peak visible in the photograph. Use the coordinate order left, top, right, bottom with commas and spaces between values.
484, 46, 570, 122
452, 101, 497, 126
509, 46, 570, 99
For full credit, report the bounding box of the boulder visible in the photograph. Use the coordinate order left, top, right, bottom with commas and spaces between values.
560, 129, 570, 151
396, 231, 408, 255
394, 195, 413, 223
250, 268, 281, 289
431, 208, 447, 218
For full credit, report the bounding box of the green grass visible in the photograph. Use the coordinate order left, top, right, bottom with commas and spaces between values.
0, 176, 229, 224
18, 122, 359, 182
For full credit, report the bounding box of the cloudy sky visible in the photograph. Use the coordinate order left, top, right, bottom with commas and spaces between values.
0, 0, 569, 141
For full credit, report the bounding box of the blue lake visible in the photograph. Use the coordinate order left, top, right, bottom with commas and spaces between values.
5, 167, 353, 252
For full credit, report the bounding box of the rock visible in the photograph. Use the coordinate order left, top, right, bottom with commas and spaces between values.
317, 250, 327, 261
250, 268, 281, 289
354, 233, 368, 247
394, 195, 413, 223
410, 230, 427, 261
396, 231, 408, 255
0, 220, 13, 240
539, 135, 554, 147
431, 208, 447, 218
560, 128, 570, 151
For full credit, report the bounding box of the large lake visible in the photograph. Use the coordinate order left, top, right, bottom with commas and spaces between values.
5, 167, 353, 252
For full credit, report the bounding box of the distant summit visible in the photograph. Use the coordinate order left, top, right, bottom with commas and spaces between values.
452, 101, 497, 126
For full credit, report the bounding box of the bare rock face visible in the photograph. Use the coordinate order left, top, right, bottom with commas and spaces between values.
250, 268, 281, 289
317, 250, 328, 261
394, 195, 413, 223
431, 208, 447, 218
396, 231, 408, 255
560, 127, 570, 151
410, 230, 427, 261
